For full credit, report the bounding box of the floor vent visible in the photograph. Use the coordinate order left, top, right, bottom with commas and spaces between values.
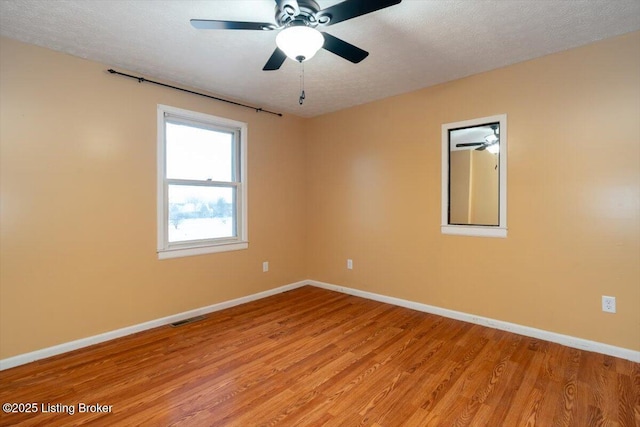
170, 315, 206, 328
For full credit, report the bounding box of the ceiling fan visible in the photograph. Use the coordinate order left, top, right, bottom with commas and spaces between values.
456, 124, 500, 154
191, 0, 403, 71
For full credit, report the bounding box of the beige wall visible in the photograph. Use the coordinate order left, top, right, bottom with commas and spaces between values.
449, 149, 499, 225
1, 31, 639, 359
449, 150, 471, 224
469, 149, 499, 225
0, 38, 308, 358
306, 32, 640, 351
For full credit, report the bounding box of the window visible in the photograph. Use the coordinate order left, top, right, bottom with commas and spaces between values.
157, 105, 247, 259
441, 114, 507, 238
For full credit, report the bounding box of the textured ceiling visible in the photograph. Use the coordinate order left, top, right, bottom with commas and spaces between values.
1, 0, 639, 117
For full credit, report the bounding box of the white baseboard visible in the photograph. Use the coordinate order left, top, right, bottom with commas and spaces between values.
0, 281, 308, 371
308, 280, 640, 363
3, 279, 638, 370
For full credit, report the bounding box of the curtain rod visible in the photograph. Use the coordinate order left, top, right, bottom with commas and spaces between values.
107, 69, 283, 117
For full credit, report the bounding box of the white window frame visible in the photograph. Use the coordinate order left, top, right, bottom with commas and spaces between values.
157, 105, 248, 259
441, 114, 507, 238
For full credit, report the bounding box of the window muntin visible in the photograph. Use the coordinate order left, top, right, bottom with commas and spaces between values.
157, 105, 247, 259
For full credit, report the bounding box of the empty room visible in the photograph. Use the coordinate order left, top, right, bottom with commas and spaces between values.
0, 0, 639, 425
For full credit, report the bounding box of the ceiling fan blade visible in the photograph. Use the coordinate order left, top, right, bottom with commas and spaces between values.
190, 19, 276, 31
317, 0, 402, 26
321, 32, 369, 63
456, 142, 484, 147
263, 48, 287, 71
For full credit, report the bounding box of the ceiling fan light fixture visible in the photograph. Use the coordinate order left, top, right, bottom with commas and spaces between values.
276, 25, 324, 62
487, 143, 500, 154
485, 133, 498, 144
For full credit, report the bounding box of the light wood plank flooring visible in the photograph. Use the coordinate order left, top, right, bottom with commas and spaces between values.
1, 286, 638, 426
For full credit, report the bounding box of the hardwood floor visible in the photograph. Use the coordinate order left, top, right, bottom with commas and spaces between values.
1, 286, 638, 426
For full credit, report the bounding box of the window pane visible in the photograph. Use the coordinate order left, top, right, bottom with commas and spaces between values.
168, 185, 235, 243
166, 121, 234, 182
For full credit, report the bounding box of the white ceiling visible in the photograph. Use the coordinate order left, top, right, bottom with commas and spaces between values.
1, 0, 639, 118
450, 125, 496, 151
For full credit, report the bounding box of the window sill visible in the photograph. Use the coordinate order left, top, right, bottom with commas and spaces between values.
441, 225, 507, 238
158, 241, 248, 260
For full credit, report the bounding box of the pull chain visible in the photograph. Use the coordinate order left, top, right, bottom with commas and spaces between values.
299, 61, 305, 105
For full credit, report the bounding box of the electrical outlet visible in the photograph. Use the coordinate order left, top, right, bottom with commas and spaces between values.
262, 261, 269, 273
347, 259, 353, 270
602, 296, 616, 313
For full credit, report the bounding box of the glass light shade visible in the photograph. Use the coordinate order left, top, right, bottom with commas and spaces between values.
487, 143, 500, 154
485, 133, 498, 144
276, 26, 324, 62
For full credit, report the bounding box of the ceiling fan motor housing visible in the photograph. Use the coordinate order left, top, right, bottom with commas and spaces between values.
275, 0, 329, 28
